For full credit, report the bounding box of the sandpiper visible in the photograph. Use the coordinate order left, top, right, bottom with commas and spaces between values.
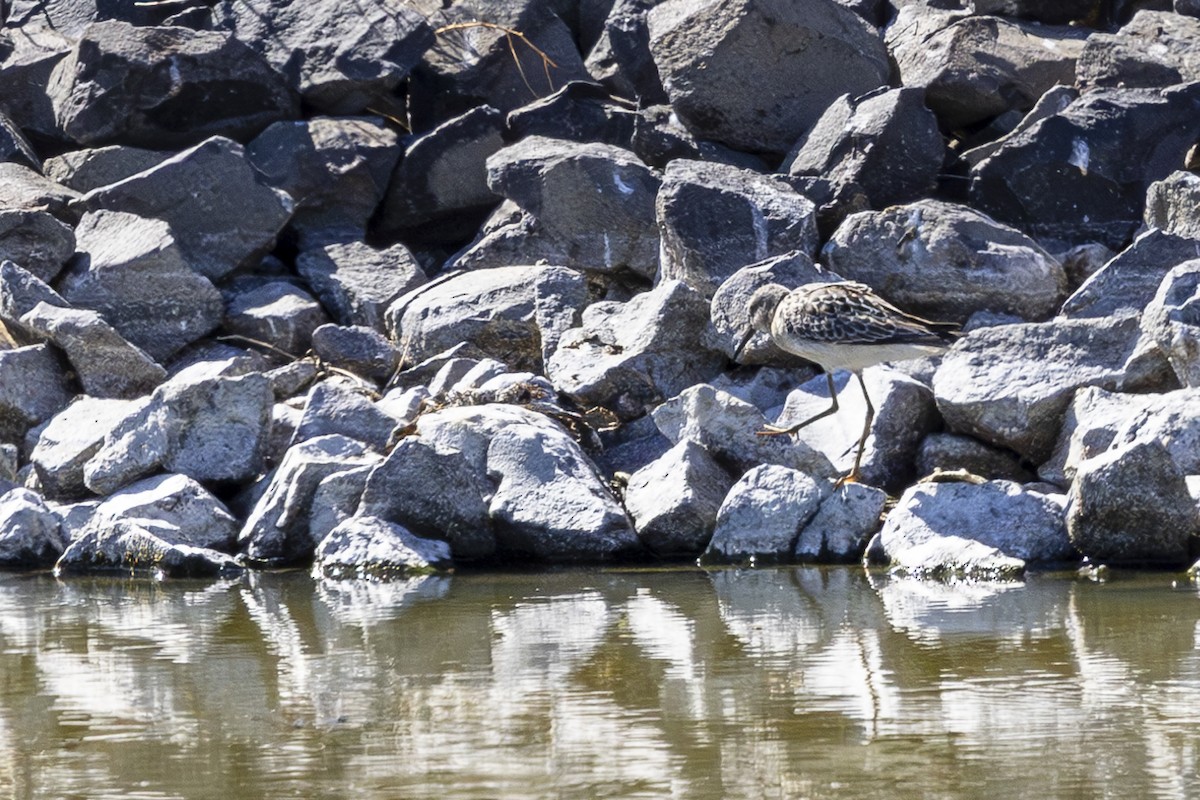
735, 281, 958, 484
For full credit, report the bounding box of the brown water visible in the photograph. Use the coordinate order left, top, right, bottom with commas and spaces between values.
0, 566, 1196, 799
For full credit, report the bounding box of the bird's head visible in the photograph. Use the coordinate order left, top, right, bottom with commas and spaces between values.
734, 283, 790, 361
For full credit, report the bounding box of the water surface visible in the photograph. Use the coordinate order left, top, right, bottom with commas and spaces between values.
0, 567, 1197, 799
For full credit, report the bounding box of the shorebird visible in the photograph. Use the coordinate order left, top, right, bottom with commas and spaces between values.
735, 281, 958, 484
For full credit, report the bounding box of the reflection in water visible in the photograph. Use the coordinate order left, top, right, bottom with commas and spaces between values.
0, 568, 1196, 798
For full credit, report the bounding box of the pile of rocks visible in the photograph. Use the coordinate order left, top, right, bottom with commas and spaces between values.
0, 0, 1198, 580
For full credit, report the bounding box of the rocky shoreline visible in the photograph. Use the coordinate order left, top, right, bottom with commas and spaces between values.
0, 0, 1198, 580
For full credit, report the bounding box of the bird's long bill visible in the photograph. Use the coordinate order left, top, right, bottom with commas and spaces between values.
733, 327, 755, 362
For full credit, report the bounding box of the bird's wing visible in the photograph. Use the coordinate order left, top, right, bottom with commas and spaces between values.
781, 283, 956, 346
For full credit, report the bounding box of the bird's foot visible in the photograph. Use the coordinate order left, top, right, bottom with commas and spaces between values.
756, 423, 806, 437
834, 470, 861, 489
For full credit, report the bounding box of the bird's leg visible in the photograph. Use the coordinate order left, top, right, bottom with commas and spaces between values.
758, 372, 838, 437
837, 371, 874, 487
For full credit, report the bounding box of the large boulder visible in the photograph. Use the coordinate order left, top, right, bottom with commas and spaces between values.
313, 515, 453, 580
0, 344, 72, 444
30, 397, 134, 500
647, 0, 888, 154
83, 472, 239, 551
1142, 261, 1200, 389
1076, 11, 1200, 91
0, 488, 66, 568
42, 145, 169, 193
1145, 170, 1200, 241
0, 210, 75, 284
794, 482, 886, 563
295, 240, 426, 333
221, 281, 329, 358
702, 464, 828, 565
56, 518, 242, 578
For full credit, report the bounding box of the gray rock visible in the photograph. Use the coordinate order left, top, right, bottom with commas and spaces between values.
1061, 230, 1200, 320
70, 137, 294, 281
296, 240, 426, 333
290, 380, 395, 452
42, 145, 169, 193
655, 159, 818, 296
264, 360, 319, 401
486, 422, 642, 561
485, 137, 661, 278
246, 116, 400, 244
211, 0, 434, 114
879, 480, 1071, 578
710, 365, 819, 414
47, 20, 298, 148
388, 265, 588, 373
970, 84, 1200, 250
0, 163, 80, 215
823, 199, 1066, 324
86, 473, 238, 551
934, 314, 1149, 463
1142, 260, 1200, 388
0, 28, 72, 143
623, 439, 736, 558
1067, 439, 1197, 566
0, 110, 39, 171
83, 371, 273, 494
593, 413, 673, 479
548, 280, 724, 420
311, 324, 398, 383
375, 386, 429, 428
1076, 11, 1200, 91
223, 281, 329, 357
375, 106, 505, 244
506, 81, 639, 149
386, 342, 488, 393
586, 0, 668, 104
1145, 170, 1200, 240
20, 302, 165, 398
916, 432, 1035, 484
887, 12, 1086, 129
652, 384, 837, 478
307, 464, 375, 547
433, 358, 508, 399
5, 0, 177, 37
30, 396, 133, 500
648, 0, 888, 154
239, 434, 379, 565
794, 482, 886, 563
0, 344, 72, 444
1038, 386, 1152, 487
1058, 242, 1116, 292
55, 518, 242, 578
782, 87, 943, 232
56, 210, 223, 363
0, 487, 66, 568
770, 367, 941, 491
958, 85, 1079, 170
0, 260, 68, 337
703, 464, 827, 565
313, 516, 452, 580
0, 210, 74, 284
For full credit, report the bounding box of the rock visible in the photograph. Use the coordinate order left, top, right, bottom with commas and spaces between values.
239, 434, 379, 565
1060, 230, 1200, 319
246, 116, 400, 245
484, 136, 661, 278
623, 439, 736, 557
1038, 386, 1151, 487
708, 251, 832, 365
374, 105, 506, 245
0, 110, 39, 171
407, 1, 591, 130
958, 85, 1079, 170
83, 371, 273, 494
1058, 242, 1116, 291
0, 487, 65, 568
0, 260, 68, 336
311, 324, 399, 383
486, 422, 643, 561
55, 518, 242, 578
30, 396, 133, 500
5, 0, 177, 37
20, 302, 166, 398
70, 136, 294, 281
782, 87, 944, 232
593, 413, 672, 478
585, 0, 668, 104
430, 357, 508, 400
296, 241, 426, 333
770, 367, 941, 491
313, 515, 453, 580
969, 84, 1200, 250
887, 12, 1086, 130
506, 81, 639, 149
1142, 261, 1200, 388
0, 210, 74, 284
794, 482, 886, 563
0, 163, 80, 215
879, 480, 1071, 578
655, 159, 818, 296
388, 265, 588, 373
933, 313, 1149, 463
915, 432, 1035, 483
306, 464, 375, 546
86, 473, 238, 551
647, 0, 889, 154
652, 384, 837, 478
1067, 439, 1197, 566
1145, 170, 1200, 241
1076, 11, 1200, 91
42, 145, 169, 192
47, 20, 298, 148
211, 0, 434, 114
222, 281, 329, 357
0, 344, 72, 444
822, 199, 1066, 324
703, 464, 827, 565
0, 28, 72, 144
290, 380, 396, 452
386, 342, 488, 393
57, 210, 222, 363
0, 444, 18, 484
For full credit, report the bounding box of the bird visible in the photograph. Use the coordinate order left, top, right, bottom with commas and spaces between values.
734, 281, 959, 485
